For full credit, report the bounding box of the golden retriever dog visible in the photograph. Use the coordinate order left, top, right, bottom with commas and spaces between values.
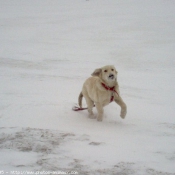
78, 65, 127, 121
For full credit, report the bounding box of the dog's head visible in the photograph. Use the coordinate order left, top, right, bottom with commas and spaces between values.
91, 65, 118, 85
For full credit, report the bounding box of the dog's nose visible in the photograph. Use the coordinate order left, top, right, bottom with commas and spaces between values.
109, 74, 114, 79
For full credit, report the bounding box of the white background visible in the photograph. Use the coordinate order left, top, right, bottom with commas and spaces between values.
0, 0, 175, 174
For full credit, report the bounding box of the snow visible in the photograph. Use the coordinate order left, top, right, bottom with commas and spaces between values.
0, 0, 175, 174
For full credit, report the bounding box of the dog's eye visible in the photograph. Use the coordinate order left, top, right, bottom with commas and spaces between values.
111, 69, 114, 71
104, 70, 107, 72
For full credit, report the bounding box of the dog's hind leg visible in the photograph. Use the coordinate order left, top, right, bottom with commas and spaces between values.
95, 102, 104, 121
84, 95, 95, 119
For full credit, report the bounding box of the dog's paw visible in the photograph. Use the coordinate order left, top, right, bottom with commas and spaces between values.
89, 114, 96, 119
120, 110, 126, 119
97, 118, 102, 122
97, 115, 103, 122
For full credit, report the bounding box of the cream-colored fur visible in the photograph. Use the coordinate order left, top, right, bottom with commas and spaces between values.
78, 65, 127, 121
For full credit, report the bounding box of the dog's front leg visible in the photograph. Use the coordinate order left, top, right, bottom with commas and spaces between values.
115, 97, 127, 119
95, 102, 104, 121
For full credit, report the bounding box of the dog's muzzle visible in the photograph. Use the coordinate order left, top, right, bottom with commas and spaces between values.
108, 74, 114, 80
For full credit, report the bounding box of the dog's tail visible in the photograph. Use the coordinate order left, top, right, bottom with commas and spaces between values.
78, 92, 83, 108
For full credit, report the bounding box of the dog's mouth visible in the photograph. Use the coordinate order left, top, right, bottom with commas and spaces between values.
108, 74, 114, 80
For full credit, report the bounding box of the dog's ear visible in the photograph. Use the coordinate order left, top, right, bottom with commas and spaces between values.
91, 68, 102, 77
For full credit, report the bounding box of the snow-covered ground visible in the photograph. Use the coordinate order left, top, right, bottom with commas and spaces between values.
0, 0, 175, 174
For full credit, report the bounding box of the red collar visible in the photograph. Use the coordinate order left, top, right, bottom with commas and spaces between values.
101, 83, 119, 102
101, 83, 115, 91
